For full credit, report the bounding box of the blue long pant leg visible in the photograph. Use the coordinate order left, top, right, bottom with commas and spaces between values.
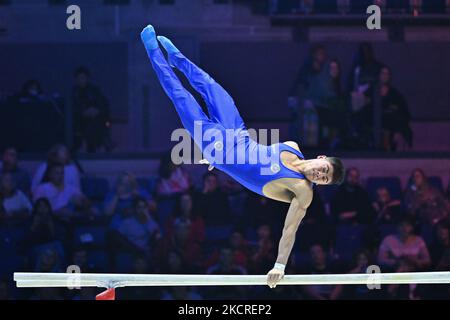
158, 36, 246, 131
141, 28, 222, 152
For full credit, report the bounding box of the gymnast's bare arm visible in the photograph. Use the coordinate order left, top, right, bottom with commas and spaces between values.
266, 188, 312, 288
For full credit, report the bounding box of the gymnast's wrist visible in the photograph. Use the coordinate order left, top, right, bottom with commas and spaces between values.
274, 263, 285, 272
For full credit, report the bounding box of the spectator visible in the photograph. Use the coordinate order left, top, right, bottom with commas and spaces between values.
18, 80, 44, 103
0, 280, 12, 300
348, 43, 383, 148
378, 217, 431, 299
336, 250, 381, 300
0, 172, 32, 224
14, 80, 63, 153
0, 147, 31, 193
372, 187, 404, 224
194, 172, 230, 226
245, 194, 288, 233
250, 225, 276, 274
430, 222, 450, 270
349, 42, 383, 91
378, 216, 431, 271
72, 66, 111, 153
70, 248, 100, 274
35, 247, 62, 273
379, 66, 412, 151
205, 230, 250, 269
155, 220, 202, 271
116, 197, 161, 254
318, 59, 347, 149
31, 144, 81, 194
296, 188, 333, 251
118, 256, 160, 300
156, 153, 191, 197
24, 198, 57, 246
427, 222, 450, 299
159, 251, 186, 274
288, 45, 329, 145
207, 247, 247, 299
331, 167, 375, 224
105, 172, 151, 227
223, 178, 248, 227
166, 193, 205, 243
404, 169, 448, 226
33, 163, 92, 220
302, 244, 342, 300
289, 44, 329, 108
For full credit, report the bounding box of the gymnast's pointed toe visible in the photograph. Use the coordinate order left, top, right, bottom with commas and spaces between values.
141, 25, 159, 51
157, 36, 180, 55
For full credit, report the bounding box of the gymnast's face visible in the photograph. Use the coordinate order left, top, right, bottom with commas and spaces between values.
303, 156, 333, 185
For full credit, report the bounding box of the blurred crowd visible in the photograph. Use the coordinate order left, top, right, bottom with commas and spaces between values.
288, 42, 412, 151
0, 144, 449, 300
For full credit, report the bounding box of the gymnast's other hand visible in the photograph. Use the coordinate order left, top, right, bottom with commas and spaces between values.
266, 268, 284, 289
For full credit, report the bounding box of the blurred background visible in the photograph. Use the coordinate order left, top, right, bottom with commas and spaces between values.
0, 0, 449, 300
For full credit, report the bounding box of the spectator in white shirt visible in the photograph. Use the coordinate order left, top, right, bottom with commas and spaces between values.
31, 144, 81, 194
0, 147, 31, 193
33, 163, 91, 220
0, 172, 32, 224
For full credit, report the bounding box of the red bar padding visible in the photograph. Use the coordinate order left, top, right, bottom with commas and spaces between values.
96, 288, 116, 300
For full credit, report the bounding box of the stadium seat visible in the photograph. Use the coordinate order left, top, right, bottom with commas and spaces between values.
366, 177, 402, 201
334, 225, 364, 263
316, 184, 339, 204
81, 177, 110, 202
428, 176, 444, 193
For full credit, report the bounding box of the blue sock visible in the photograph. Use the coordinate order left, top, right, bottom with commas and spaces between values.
141, 25, 159, 51
157, 36, 180, 55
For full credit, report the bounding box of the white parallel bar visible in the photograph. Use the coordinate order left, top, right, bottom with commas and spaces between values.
14, 272, 450, 289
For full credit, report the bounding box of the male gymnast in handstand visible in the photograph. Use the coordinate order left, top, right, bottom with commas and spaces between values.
141, 25, 345, 288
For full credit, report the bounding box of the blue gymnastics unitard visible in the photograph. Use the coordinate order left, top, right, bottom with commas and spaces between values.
141, 25, 306, 197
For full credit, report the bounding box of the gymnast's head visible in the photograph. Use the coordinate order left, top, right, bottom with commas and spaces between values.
302, 156, 345, 186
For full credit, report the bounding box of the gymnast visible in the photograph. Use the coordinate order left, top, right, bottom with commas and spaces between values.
141, 25, 345, 289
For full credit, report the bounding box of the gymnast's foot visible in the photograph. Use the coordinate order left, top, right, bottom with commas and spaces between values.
141, 25, 159, 51
157, 36, 180, 55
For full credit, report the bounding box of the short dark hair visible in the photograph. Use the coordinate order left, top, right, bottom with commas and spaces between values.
327, 157, 345, 185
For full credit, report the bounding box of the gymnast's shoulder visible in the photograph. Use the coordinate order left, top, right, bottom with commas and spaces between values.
283, 140, 301, 151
